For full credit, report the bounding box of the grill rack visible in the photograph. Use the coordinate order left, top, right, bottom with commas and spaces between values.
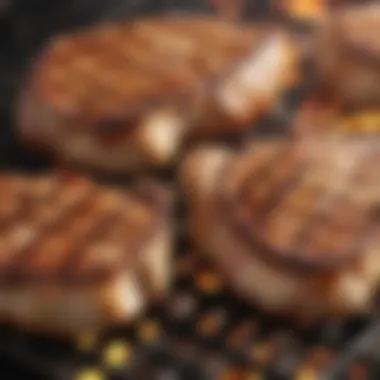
1, 1, 380, 379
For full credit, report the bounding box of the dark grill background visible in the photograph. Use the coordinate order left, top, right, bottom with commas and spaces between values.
0, 1, 380, 379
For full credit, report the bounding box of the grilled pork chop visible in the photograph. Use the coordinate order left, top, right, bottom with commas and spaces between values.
0, 173, 172, 335
181, 138, 380, 318
17, 16, 298, 174
316, 3, 380, 109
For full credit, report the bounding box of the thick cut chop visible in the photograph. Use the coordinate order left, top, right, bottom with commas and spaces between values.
316, 3, 380, 109
0, 173, 172, 336
17, 16, 298, 174
181, 138, 380, 318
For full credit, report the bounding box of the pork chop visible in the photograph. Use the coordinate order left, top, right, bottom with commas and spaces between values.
17, 16, 299, 174
181, 138, 380, 318
0, 173, 172, 336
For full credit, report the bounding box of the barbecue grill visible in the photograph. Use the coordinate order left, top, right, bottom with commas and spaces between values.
0, 0, 380, 379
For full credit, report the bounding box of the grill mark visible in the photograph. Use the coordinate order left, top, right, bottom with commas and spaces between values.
0, 175, 167, 286
0, 179, 62, 257
124, 21, 258, 83
334, 8, 380, 66
337, 207, 380, 265
238, 143, 292, 201
71, 216, 148, 280
62, 186, 162, 281
43, 33, 198, 114
239, 153, 310, 254
31, 176, 89, 218
119, 44, 200, 86
1, 186, 96, 276
0, 177, 59, 229
220, 140, 380, 274
0, 195, 32, 230
68, 185, 166, 281
19, 191, 99, 275
133, 19, 258, 51
293, 149, 375, 256
47, 19, 263, 100
51, 21, 248, 88
69, 216, 125, 277
248, 153, 306, 220
121, 28, 204, 78
58, 211, 121, 281
293, 192, 348, 257
123, 22, 240, 79
75, 58, 184, 98
262, 174, 326, 254
260, 164, 307, 220
131, 21, 228, 54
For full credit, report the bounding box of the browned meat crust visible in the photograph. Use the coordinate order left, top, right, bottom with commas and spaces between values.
181, 138, 380, 317
0, 173, 173, 336
16, 16, 299, 173
316, 3, 380, 109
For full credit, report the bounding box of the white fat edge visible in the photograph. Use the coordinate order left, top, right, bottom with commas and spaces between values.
334, 274, 373, 313
207, 219, 302, 311
143, 224, 173, 297
137, 108, 189, 165
217, 33, 291, 118
181, 147, 232, 204
333, 238, 380, 313
113, 272, 145, 319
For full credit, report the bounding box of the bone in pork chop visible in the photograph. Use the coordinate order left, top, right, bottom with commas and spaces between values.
17, 16, 299, 174
181, 138, 380, 318
0, 173, 172, 336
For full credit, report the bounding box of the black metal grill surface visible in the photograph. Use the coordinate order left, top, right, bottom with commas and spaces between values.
1, 1, 380, 379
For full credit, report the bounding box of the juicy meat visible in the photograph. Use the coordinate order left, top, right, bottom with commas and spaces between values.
16, 16, 299, 174
181, 138, 380, 318
0, 173, 172, 336
316, 3, 380, 109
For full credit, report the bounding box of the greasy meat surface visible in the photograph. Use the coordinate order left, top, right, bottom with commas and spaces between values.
316, 3, 380, 109
181, 138, 380, 318
0, 173, 172, 335
17, 16, 298, 173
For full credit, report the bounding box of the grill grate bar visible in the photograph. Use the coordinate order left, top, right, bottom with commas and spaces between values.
321, 319, 380, 380
0, 338, 58, 380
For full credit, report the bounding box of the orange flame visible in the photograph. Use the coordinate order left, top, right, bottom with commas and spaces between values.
279, 0, 327, 21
